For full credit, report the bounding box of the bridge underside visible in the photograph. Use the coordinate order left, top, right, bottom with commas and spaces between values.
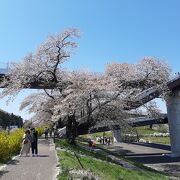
76, 115, 168, 135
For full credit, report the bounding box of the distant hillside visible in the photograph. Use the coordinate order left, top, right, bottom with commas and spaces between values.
0, 109, 23, 128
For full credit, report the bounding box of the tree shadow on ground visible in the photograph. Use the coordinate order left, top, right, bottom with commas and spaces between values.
104, 145, 133, 155
126, 152, 166, 156
126, 154, 180, 164
130, 142, 171, 151
0, 170, 9, 178
160, 164, 180, 178
7, 159, 19, 165
0, 160, 19, 178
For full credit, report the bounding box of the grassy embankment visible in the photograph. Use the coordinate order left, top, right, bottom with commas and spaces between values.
56, 139, 169, 180
81, 125, 170, 145
136, 126, 170, 144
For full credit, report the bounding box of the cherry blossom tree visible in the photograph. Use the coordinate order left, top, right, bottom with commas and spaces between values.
1, 28, 80, 97
19, 57, 171, 143
0, 28, 172, 144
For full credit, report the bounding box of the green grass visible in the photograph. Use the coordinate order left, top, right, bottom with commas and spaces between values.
80, 131, 113, 139
136, 127, 159, 135
143, 136, 170, 144
56, 139, 169, 180
134, 126, 170, 145
56, 138, 109, 161
136, 125, 168, 135
135, 126, 170, 144
80, 126, 170, 145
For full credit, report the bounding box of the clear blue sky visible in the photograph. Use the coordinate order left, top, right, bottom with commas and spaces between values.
0, 0, 179, 119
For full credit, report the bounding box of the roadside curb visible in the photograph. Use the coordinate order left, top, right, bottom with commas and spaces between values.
50, 139, 60, 180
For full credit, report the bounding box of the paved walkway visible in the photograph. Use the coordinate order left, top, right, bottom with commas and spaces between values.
105, 142, 180, 178
0, 138, 59, 180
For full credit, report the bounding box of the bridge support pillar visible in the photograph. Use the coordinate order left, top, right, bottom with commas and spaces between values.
113, 129, 121, 143
167, 90, 180, 157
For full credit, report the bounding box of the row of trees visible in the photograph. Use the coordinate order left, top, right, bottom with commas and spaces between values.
0, 109, 23, 129
0, 28, 171, 143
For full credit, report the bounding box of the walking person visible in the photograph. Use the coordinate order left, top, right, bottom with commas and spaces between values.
19, 129, 31, 157
44, 127, 49, 139
49, 128, 53, 137
31, 127, 38, 157
107, 137, 111, 146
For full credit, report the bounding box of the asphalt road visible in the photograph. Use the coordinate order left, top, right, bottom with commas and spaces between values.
106, 142, 180, 178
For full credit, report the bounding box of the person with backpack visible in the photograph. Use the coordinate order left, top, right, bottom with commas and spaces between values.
30, 127, 38, 157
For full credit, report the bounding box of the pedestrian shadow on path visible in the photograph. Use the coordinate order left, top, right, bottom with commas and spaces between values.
36, 155, 49, 157
18, 155, 49, 158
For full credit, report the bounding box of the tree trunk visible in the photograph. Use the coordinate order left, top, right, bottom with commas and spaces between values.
66, 113, 78, 145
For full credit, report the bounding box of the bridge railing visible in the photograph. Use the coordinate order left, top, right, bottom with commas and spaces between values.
169, 73, 180, 82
